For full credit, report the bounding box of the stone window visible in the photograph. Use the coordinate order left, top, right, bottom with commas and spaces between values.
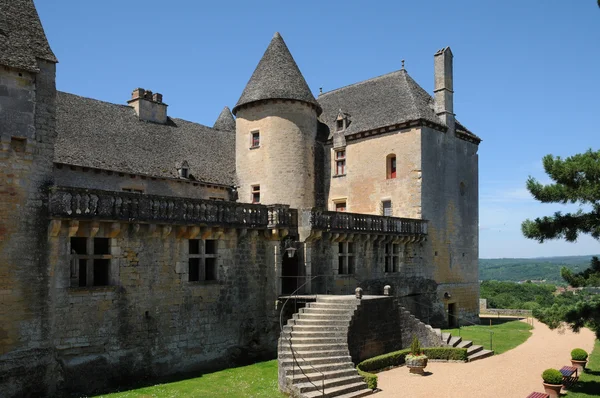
251, 131, 260, 148
386, 154, 396, 179
335, 150, 346, 176
335, 201, 346, 212
69, 237, 112, 287
338, 242, 354, 274
251, 185, 260, 204
382, 200, 392, 216
188, 239, 217, 282
385, 243, 400, 273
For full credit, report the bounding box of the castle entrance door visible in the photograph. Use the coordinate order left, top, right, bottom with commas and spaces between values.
281, 251, 300, 295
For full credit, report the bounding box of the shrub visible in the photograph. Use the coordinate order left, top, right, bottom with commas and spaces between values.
571, 348, 588, 361
356, 347, 468, 388
542, 368, 563, 385
409, 335, 422, 355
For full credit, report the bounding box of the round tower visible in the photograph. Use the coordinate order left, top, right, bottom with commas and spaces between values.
233, 32, 320, 209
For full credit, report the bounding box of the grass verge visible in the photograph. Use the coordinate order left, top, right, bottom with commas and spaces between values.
94, 360, 283, 398
443, 319, 533, 354
566, 339, 600, 397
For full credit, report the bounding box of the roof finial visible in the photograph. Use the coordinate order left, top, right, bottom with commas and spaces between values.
401, 59, 405, 70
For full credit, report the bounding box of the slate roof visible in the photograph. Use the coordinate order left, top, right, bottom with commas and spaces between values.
213, 106, 236, 131
233, 32, 320, 115
55, 92, 235, 186
318, 69, 442, 139
0, 0, 57, 72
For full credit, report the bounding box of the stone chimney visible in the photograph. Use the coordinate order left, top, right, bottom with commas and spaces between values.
128, 88, 168, 124
434, 47, 454, 132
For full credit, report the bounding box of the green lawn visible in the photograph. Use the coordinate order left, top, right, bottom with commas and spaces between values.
565, 339, 600, 397
443, 319, 533, 354
94, 360, 284, 398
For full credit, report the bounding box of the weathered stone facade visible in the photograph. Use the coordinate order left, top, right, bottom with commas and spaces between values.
0, 2, 480, 396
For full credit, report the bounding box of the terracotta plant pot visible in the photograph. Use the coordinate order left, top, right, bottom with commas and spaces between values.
571, 359, 587, 374
542, 382, 562, 398
406, 356, 428, 375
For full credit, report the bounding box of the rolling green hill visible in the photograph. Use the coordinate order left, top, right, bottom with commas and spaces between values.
479, 255, 599, 284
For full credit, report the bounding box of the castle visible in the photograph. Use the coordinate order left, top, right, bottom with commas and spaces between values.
0, 1, 480, 396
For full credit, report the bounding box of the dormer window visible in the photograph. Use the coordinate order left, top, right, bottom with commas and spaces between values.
336, 119, 344, 131
335, 109, 349, 132
177, 161, 190, 179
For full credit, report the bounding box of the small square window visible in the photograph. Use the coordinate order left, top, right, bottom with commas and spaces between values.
94, 238, 110, 255
189, 239, 200, 255
335, 202, 346, 212
251, 131, 260, 148
251, 185, 260, 204
205, 240, 216, 255
382, 200, 392, 217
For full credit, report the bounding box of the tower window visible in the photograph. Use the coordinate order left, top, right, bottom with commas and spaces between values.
382, 200, 392, 216
387, 154, 396, 179
251, 131, 260, 148
251, 185, 260, 204
335, 150, 346, 176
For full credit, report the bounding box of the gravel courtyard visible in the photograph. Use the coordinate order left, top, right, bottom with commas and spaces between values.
375, 319, 595, 398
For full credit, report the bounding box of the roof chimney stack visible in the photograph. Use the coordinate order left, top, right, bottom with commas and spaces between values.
128, 88, 168, 124
434, 47, 454, 132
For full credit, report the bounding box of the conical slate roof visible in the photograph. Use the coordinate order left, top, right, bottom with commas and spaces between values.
233, 32, 320, 115
213, 106, 236, 131
0, 0, 58, 72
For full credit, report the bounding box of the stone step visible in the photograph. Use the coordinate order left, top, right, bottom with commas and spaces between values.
448, 336, 462, 347
301, 307, 353, 315
296, 375, 364, 393
291, 319, 351, 326
332, 388, 374, 398
468, 349, 494, 362
295, 313, 352, 321
289, 367, 359, 384
280, 355, 352, 367
279, 343, 348, 352
302, 382, 370, 398
441, 332, 451, 344
308, 302, 358, 310
279, 349, 349, 359
284, 362, 354, 375
456, 340, 473, 349
283, 325, 349, 333
288, 336, 347, 345
282, 330, 347, 339
467, 345, 483, 356
316, 296, 358, 303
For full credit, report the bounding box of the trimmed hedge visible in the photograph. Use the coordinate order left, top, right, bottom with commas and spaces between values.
356, 347, 468, 389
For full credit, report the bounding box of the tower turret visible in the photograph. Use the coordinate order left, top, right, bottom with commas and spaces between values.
233, 32, 319, 208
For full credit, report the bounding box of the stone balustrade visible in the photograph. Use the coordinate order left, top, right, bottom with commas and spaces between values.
49, 187, 296, 230
309, 209, 427, 237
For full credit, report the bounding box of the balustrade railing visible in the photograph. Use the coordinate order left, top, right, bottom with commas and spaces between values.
309, 209, 428, 236
49, 187, 296, 230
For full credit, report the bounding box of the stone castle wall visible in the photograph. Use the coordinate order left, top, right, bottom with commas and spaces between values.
0, 61, 58, 397
235, 100, 317, 209
325, 127, 422, 217
421, 126, 480, 324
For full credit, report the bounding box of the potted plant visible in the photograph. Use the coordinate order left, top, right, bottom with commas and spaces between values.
541, 368, 563, 398
570, 348, 588, 373
405, 336, 428, 375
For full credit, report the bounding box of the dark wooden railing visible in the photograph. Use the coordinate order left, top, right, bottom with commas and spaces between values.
49, 187, 296, 230
309, 209, 427, 236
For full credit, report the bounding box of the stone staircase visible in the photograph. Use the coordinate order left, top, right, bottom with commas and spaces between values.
432, 329, 495, 362
279, 296, 372, 398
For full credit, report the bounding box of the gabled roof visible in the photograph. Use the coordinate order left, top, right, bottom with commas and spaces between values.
213, 106, 236, 131
318, 69, 441, 139
0, 0, 57, 72
54, 92, 235, 186
233, 32, 320, 115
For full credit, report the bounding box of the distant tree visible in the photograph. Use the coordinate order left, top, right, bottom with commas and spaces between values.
521, 149, 600, 243
561, 256, 600, 287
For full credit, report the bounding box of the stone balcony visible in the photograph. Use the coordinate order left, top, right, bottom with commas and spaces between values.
48, 187, 297, 232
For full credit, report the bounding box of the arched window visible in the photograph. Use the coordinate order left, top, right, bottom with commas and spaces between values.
386, 154, 396, 179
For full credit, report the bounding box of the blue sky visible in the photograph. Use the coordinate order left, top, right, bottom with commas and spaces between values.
35, 0, 600, 258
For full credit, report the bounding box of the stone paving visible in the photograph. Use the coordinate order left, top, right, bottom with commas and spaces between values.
376, 319, 595, 398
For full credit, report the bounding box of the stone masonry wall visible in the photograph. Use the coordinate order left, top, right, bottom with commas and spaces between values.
53, 165, 229, 200
325, 127, 422, 217
235, 100, 317, 209
47, 222, 279, 395
0, 61, 58, 398
420, 126, 480, 325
